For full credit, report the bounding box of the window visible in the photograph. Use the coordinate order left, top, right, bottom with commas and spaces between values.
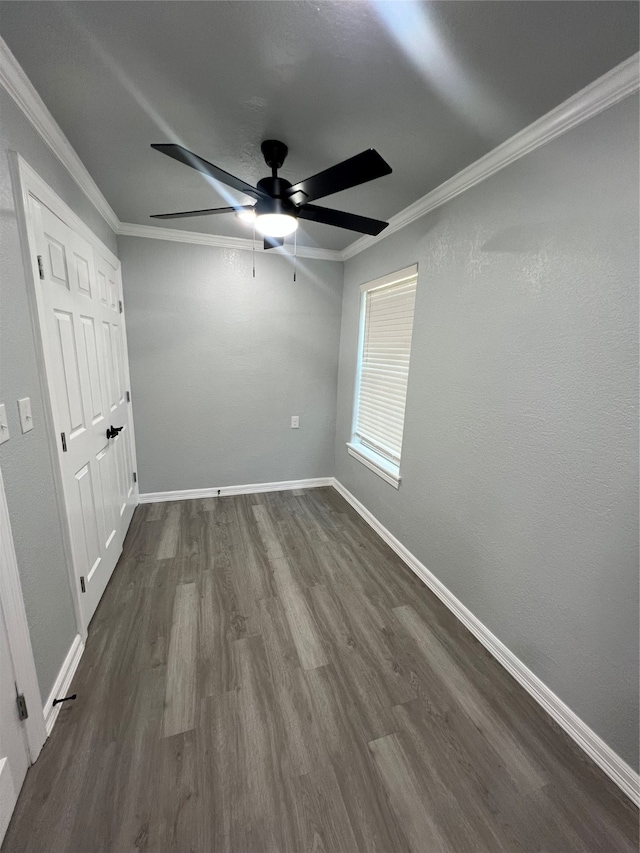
348, 265, 418, 487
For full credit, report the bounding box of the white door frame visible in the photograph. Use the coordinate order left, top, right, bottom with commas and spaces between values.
9, 152, 139, 641
0, 464, 46, 761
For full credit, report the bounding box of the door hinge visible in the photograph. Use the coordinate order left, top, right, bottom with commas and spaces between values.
37, 255, 44, 280
80, 576, 86, 593
126, 390, 131, 403
133, 471, 137, 483
61, 432, 67, 452
16, 693, 28, 721
119, 299, 123, 314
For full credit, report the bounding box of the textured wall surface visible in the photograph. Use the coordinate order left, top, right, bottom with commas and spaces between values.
0, 88, 117, 702
118, 237, 342, 493
335, 96, 639, 769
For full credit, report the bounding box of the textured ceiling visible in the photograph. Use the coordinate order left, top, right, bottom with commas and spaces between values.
1, 1, 638, 250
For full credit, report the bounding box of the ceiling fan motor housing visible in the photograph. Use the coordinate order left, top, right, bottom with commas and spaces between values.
255, 177, 296, 216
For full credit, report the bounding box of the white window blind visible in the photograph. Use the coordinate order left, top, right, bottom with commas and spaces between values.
355, 268, 417, 467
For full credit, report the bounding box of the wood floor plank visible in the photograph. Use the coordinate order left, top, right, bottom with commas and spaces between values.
307, 583, 398, 740
145, 500, 164, 521
271, 557, 328, 670
231, 634, 300, 852
313, 571, 416, 705
163, 582, 198, 738
391, 699, 533, 852
155, 502, 181, 559
197, 690, 241, 853
393, 603, 548, 794
3, 487, 637, 853
151, 730, 199, 852
368, 731, 449, 853
259, 595, 327, 775
254, 502, 328, 670
304, 664, 411, 853
297, 763, 361, 853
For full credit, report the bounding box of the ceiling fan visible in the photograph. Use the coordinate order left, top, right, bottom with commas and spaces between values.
150, 140, 392, 249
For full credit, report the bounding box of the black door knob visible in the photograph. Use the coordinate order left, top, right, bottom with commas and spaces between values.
106, 425, 124, 439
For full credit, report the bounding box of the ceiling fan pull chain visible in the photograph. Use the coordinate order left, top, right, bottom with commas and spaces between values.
252, 220, 256, 279
293, 228, 297, 283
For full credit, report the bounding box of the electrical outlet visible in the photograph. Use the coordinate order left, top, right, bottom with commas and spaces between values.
0, 404, 9, 445
18, 397, 33, 433
290, 415, 300, 429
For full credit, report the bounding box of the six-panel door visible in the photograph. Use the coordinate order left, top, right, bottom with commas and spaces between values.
31, 198, 136, 627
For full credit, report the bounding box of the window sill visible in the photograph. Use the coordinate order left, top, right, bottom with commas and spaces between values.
346, 442, 401, 489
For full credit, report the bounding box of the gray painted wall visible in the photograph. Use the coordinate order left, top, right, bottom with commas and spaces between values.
335, 96, 639, 770
118, 237, 342, 493
0, 87, 117, 702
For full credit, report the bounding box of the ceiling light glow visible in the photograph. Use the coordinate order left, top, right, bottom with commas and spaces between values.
255, 213, 298, 238
236, 208, 257, 223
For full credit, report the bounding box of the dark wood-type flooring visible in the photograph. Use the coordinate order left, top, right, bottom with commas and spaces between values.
4, 487, 638, 852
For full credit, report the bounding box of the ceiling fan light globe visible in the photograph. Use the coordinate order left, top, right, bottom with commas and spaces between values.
255, 213, 298, 237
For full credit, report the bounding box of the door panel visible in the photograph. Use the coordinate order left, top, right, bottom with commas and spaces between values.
94, 443, 117, 550
31, 198, 136, 628
73, 252, 92, 296
44, 233, 68, 288
52, 310, 86, 436
74, 463, 101, 578
97, 269, 107, 305
79, 316, 104, 425
111, 322, 124, 406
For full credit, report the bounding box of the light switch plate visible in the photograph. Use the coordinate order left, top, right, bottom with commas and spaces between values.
291, 415, 300, 429
18, 397, 33, 433
0, 404, 9, 445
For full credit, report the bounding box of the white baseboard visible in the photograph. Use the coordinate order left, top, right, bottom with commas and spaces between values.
332, 479, 640, 807
43, 634, 84, 736
139, 477, 334, 504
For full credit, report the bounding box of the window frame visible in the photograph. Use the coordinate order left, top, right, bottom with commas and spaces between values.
348, 264, 418, 488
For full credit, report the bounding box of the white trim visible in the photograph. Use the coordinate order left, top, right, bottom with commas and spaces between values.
43, 634, 84, 736
139, 477, 333, 504
116, 222, 343, 262
0, 757, 17, 846
331, 479, 640, 807
346, 443, 400, 488
0, 35, 119, 233
0, 467, 46, 761
342, 52, 640, 261
359, 263, 418, 294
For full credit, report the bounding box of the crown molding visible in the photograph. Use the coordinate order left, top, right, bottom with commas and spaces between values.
342, 52, 640, 261
2, 30, 636, 265
116, 222, 343, 262
0, 35, 120, 233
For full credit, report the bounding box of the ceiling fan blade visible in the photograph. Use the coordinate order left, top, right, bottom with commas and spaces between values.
264, 235, 285, 250
286, 149, 392, 205
297, 204, 388, 236
151, 144, 268, 200
150, 205, 252, 220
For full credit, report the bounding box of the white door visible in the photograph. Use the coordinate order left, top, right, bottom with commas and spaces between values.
30, 198, 136, 627
0, 604, 30, 845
